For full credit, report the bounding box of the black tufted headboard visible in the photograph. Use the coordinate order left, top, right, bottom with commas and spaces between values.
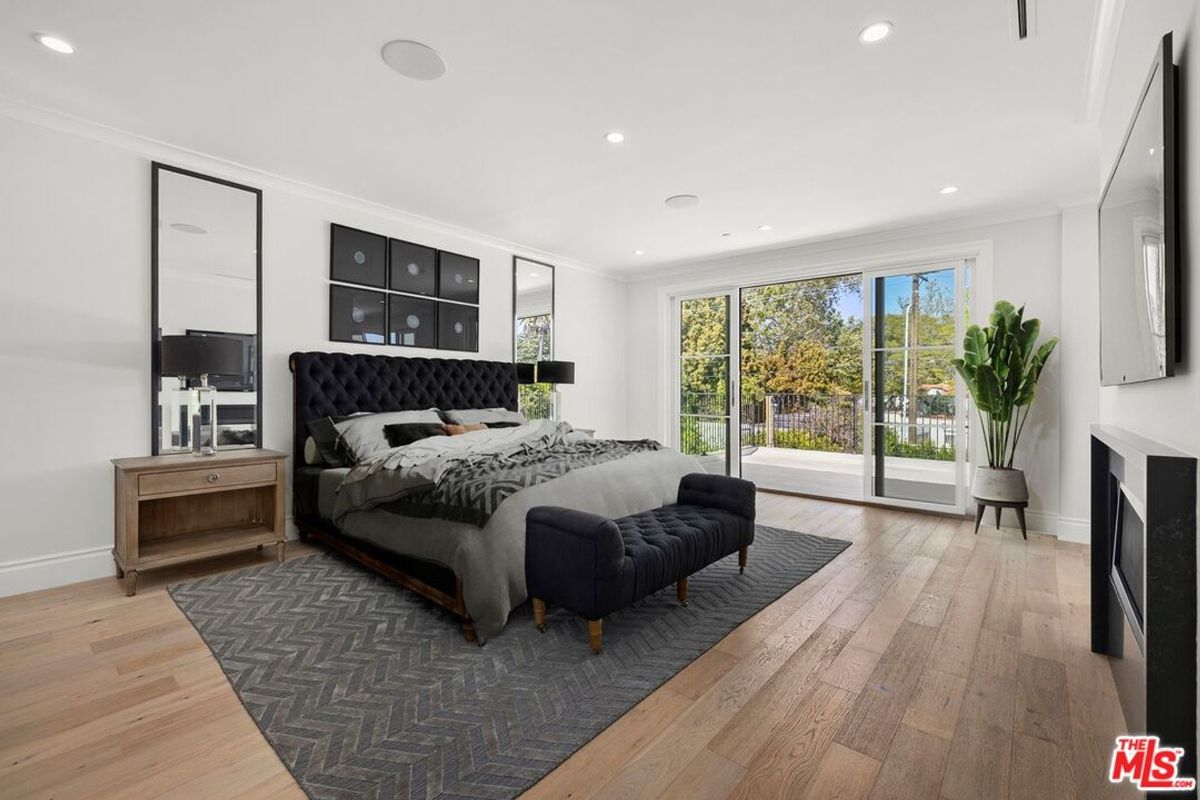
289, 351, 519, 466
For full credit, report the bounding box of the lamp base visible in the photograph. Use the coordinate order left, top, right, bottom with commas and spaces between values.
189, 383, 219, 456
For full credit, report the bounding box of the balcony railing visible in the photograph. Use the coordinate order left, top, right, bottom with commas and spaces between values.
680, 393, 957, 461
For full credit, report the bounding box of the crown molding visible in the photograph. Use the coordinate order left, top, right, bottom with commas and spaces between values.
0, 95, 619, 281
627, 200, 1070, 284
1079, 0, 1127, 124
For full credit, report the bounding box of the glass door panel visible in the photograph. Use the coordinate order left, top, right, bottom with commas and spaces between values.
866, 264, 968, 508
679, 294, 733, 475
738, 275, 864, 498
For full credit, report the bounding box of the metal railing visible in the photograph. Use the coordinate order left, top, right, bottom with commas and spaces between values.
680, 392, 956, 460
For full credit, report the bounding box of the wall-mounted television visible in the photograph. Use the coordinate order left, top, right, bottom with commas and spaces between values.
1098, 32, 1180, 385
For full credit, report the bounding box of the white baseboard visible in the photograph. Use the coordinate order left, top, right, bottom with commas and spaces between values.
1055, 515, 1090, 544
1019, 509, 1058, 535
0, 545, 114, 598
0, 517, 300, 599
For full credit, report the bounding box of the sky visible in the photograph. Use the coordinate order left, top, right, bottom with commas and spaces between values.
833, 267, 958, 322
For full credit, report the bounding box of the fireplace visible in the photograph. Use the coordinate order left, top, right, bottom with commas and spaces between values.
1092, 425, 1196, 791
1112, 482, 1146, 645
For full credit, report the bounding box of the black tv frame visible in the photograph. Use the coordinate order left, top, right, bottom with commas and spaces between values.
1097, 31, 1181, 384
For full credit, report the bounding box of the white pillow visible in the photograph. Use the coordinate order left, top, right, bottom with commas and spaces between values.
443, 408, 527, 426
303, 436, 322, 465
336, 409, 443, 461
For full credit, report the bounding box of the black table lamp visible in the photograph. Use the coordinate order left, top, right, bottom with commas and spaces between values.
515, 362, 536, 385
160, 335, 244, 456
536, 360, 575, 420
535, 360, 575, 385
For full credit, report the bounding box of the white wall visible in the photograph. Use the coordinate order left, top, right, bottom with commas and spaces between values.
624, 211, 1067, 533
0, 108, 627, 596
1091, 0, 1200, 455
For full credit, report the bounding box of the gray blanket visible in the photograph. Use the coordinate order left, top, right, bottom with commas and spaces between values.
328, 422, 703, 641
384, 438, 664, 525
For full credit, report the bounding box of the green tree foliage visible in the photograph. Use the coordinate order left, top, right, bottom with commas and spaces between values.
678, 271, 968, 461
739, 276, 863, 402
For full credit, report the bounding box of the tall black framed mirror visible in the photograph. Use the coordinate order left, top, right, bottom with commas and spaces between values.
513, 256, 554, 420
151, 163, 263, 455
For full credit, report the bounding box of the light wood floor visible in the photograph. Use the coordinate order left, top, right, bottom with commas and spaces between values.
0, 494, 1136, 800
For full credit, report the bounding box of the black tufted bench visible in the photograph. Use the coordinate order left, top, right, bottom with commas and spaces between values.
525, 473, 756, 653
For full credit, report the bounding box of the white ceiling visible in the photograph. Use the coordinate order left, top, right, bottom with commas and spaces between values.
0, 1, 1102, 273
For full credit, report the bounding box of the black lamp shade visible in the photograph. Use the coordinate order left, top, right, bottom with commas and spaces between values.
515, 362, 536, 385
160, 334, 244, 377
536, 360, 575, 385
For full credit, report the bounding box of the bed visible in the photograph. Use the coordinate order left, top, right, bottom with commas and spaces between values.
289, 351, 702, 643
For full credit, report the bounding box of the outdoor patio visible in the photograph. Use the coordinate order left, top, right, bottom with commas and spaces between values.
698, 445, 959, 506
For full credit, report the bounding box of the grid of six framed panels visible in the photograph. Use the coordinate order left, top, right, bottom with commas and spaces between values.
328, 223, 480, 352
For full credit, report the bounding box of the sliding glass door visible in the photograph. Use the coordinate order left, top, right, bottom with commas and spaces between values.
677, 292, 736, 476
673, 258, 971, 512
863, 262, 970, 510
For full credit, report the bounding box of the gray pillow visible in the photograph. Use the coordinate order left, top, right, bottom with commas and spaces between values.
443, 407, 527, 426
335, 409, 444, 463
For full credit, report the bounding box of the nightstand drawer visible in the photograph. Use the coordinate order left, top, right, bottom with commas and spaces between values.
138, 462, 277, 496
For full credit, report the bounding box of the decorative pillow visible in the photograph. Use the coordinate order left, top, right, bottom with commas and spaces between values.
305, 415, 358, 467
384, 422, 449, 448
303, 436, 322, 465
335, 409, 444, 462
443, 408, 527, 426
443, 423, 488, 435
484, 421, 523, 429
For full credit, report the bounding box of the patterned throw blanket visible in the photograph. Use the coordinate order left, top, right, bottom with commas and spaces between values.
383, 438, 662, 526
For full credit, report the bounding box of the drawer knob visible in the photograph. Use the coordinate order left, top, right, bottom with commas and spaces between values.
207, 472, 220, 483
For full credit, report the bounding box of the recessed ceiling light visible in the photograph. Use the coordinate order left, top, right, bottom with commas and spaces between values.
757, 224, 772, 231
170, 222, 208, 235
604, 131, 626, 144
721, 232, 732, 238
939, 185, 959, 195
634, 249, 645, 255
664, 194, 701, 210
858, 21, 893, 44
381, 40, 446, 80
33, 33, 75, 54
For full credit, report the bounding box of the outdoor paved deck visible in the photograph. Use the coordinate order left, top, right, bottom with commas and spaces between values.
699, 446, 959, 506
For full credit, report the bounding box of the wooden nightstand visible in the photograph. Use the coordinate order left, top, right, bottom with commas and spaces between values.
112, 449, 287, 596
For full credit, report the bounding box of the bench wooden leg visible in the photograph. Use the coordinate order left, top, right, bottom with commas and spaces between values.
739, 546, 748, 574
532, 598, 547, 632
462, 619, 477, 643
587, 619, 603, 654
677, 577, 688, 606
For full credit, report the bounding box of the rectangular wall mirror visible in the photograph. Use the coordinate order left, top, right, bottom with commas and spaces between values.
151, 163, 262, 454
513, 257, 554, 419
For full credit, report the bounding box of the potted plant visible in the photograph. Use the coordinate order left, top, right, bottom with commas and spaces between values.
952, 301, 1058, 508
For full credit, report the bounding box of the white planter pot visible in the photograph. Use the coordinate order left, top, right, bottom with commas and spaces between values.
971, 467, 1029, 504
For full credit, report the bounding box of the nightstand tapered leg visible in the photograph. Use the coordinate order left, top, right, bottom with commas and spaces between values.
276, 541, 286, 563
124, 570, 138, 597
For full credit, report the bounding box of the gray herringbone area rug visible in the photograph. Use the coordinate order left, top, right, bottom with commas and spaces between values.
170, 525, 849, 800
